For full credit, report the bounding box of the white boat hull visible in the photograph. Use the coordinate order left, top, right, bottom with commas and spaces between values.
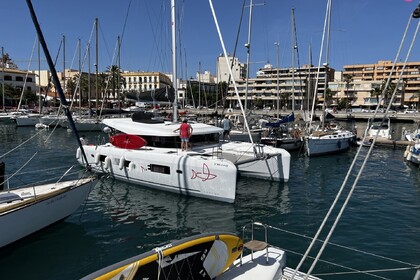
0, 177, 96, 248
305, 131, 354, 156
77, 144, 238, 203
14, 115, 42, 127
206, 142, 290, 182
39, 115, 67, 127
229, 130, 261, 142
68, 118, 102, 131
404, 144, 420, 165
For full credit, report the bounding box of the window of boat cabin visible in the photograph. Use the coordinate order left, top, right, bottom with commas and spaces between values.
142, 133, 220, 148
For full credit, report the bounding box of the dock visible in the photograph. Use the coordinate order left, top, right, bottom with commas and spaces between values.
364, 137, 412, 149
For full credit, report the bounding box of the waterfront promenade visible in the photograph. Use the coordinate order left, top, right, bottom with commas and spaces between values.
175, 108, 420, 123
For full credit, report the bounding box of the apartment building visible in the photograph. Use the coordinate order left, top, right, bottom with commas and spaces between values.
226, 63, 332, 111
342, 60, 420, 109
1, 65, 37, 93
216, 55, 247, 83
122, 71, 172, 92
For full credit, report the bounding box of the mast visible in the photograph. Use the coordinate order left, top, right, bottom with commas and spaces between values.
291, 8, 296, 112
63, 35, 66, 102
88, 42, 91, 116
2, 47, 5, 112
321, 0, 332, 129
95, 18, 99, 113
244, 0, 253, 112
37, 36, 42, 115
117, 35, 121, 113
198, 61, 201, 108
274, 42, 280, 119
78, 38, 82, 111
171, 0, 178, 122
307, 44, 312, 113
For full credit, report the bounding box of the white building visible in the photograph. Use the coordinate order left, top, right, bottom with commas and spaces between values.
216, 55, 246, 83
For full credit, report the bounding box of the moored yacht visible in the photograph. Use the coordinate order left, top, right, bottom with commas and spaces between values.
76, 111, 290, 202
77, 113, 238, 203
100, 112, 290, 182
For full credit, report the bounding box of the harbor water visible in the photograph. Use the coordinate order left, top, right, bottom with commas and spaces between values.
0, 122, 419, 279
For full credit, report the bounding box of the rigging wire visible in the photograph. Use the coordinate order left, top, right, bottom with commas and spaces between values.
293, 6, 420, 279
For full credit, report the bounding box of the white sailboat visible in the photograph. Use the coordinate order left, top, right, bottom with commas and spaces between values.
305, 0, 355, 156
0, 1, 97, 249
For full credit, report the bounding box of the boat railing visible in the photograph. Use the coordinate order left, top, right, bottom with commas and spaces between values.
240, 221, 269, 265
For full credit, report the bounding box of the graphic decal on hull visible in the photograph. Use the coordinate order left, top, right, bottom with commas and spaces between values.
191, 163, 217, 181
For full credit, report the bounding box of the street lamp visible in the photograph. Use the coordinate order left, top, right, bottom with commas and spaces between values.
274, 42, 280, 119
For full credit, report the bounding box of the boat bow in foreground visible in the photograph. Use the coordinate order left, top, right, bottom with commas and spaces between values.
0, 176, 96, 248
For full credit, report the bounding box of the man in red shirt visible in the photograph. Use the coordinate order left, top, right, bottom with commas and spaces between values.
174, 119, 193, 151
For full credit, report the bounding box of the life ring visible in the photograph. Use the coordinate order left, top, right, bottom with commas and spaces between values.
118, 156, 126, 170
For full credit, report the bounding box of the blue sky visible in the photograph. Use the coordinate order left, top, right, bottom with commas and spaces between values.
1, 0, 419, 79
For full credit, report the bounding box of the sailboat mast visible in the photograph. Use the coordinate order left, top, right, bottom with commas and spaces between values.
321, 0, 332, 129
198, 61, 201, 108
307, 44, 312, 113
1, 47, 4, 112
88, 42, 91, 115
171, 0, 178, 122
38, 37, 42, 115
117, 35, 121, 112
274, 42, 280, 119
291, 8, 296, 112
63, 35, 66, 101
244, 0, 253, 112
78, 38, 82, 110
95, 18, 99, 112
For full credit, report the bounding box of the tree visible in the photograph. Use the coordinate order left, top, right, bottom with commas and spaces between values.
343, 74, 353, 111
105, 65, 123, 107
370, 85, 382, 107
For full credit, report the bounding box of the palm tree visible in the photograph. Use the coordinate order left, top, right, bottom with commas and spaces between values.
370, 85, 382, 107
106, 65, 123, 106
343, 74, 353, 111
382, 82, 396, 108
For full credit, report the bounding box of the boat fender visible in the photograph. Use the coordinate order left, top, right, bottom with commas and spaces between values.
128, 162, 135, 172
119, 157, 126, 170
404, 145, 410, 158
104, 156, 111, 170
76, 148, 81, 160
94, 153, 101, 165
337, 141, 341, 149
406, 152, 412, 161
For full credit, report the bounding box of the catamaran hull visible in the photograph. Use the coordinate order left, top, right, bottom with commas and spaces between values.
204, 142, 291, 182
77, 144, 238, 203
0, 177, 96, 248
